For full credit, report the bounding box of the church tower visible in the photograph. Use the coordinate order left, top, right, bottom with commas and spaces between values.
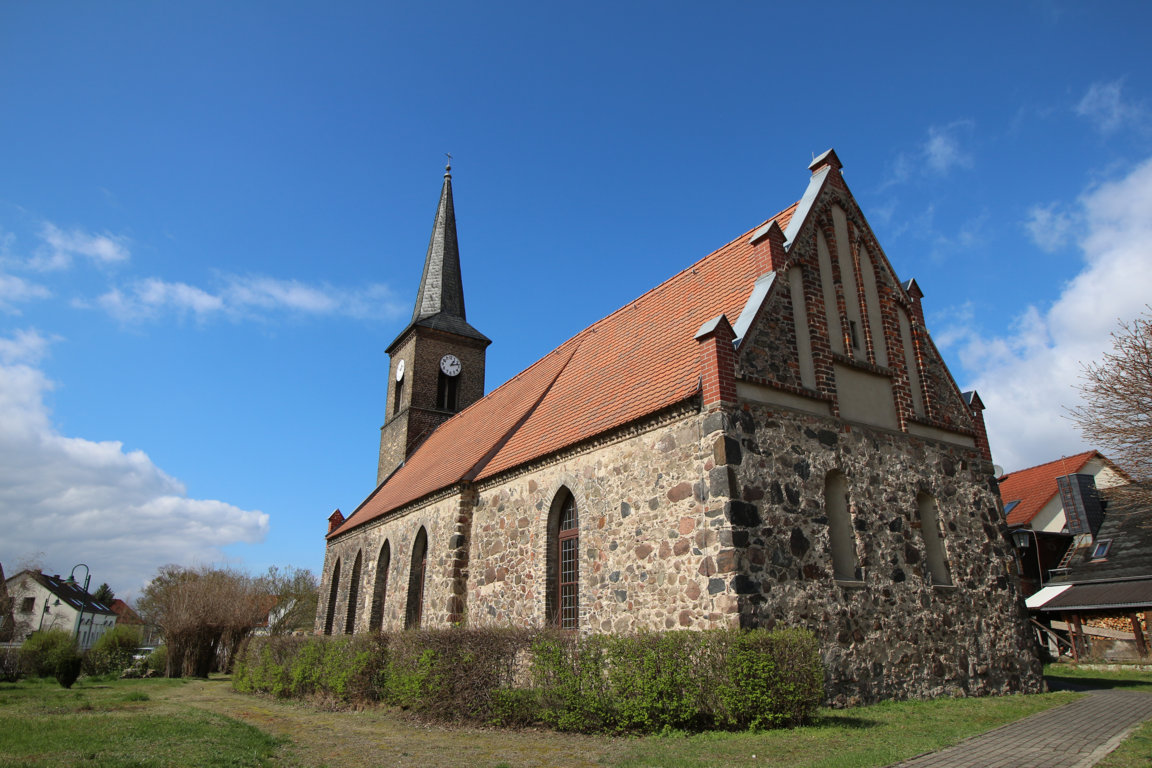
377, 163, 490, 485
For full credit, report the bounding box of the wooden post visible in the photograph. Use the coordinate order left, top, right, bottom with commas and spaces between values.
1132, 614, 1149, 657
1072, 613, 1085, 660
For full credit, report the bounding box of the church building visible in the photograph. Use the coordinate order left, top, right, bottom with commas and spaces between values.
317, 151, 1042, 704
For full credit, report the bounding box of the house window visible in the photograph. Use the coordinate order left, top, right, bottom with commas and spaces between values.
323, 559, 341, 636
405, 527, 428, 629
437, 371, 458, 411
824, 470, 860, 581
21, 597, 34, 613
917, 492, 952, 586
1091, 539, 1112, 560
345, 550, 363, 635
547, 489, 579, 630
1003, 500, 1021, 515
369, 540, 391, 631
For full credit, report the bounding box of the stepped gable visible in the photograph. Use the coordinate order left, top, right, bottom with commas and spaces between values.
331, 203, 798, 537
999, 450, 1098, 526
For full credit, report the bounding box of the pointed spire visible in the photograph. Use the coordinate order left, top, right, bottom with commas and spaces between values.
411, 162, 466, 322
386, 163, 490, 354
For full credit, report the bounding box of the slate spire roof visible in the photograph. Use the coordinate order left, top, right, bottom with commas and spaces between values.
386, 164, 490, 353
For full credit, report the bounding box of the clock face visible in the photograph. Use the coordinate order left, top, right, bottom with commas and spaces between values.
439, 354, 462, 377
395, 359, 406, 382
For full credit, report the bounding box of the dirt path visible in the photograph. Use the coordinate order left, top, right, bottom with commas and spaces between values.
158, 678, 625, 768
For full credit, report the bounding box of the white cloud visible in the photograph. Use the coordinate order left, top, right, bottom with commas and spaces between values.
885, 121, 974, 187
1075, 79, 1146, 135
32, 223, 131, 271
0, 328, 55, 365
0, 271, 51, 313
939, 156, 1152, 473
1024, 202, 1077, 253
0, 330, 269, 595
923, 122, 974, 175
95, 278, 225, 322
89, 274, 405, 324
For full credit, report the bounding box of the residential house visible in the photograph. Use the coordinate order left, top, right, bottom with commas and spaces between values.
1000, 451, 1132, 595
5, 570, 118, 651
1025, 484, 1152, 660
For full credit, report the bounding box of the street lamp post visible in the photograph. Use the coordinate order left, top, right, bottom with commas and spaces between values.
65, 564, 91, 646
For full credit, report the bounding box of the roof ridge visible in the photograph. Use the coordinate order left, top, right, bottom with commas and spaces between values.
1002, 450, 1097, 478
556, 205, 798, 345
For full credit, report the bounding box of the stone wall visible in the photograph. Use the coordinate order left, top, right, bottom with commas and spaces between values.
468, 408, 737, 632
322, 395, 1042, 704
720, 400, 1042, 704
316, 491, 468, 634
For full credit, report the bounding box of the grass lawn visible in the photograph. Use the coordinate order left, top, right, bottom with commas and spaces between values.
2, 666, 1152, 768
0, 676, 290, 768
612, 693, 1074, 768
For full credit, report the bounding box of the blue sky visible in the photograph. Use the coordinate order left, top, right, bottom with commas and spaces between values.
2, 2, 1150, 597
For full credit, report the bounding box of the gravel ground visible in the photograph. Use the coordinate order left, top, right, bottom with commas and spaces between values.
159, 678, 623, 768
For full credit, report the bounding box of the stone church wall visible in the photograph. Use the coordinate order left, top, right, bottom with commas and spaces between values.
317, 492, 466, 634
720, 400, 1042, 704
468, 408, 738, 632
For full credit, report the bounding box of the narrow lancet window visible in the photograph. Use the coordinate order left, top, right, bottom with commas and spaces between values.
917, 492, 952, 586
405, 527, 428, 629
345, 550, 362, 634
546, 489, 579, 630
323, 559, 341, 636
824, 470, 860, 581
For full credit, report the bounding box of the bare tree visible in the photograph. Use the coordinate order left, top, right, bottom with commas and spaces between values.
258, 566, 319, 636
1071, 310, 1152, 496
137, 565, 271, 678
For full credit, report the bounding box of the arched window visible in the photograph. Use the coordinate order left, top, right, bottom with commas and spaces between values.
369, 540, 391, 631
824, 470, 860, 581
323, 558, 341, 636
917, 492, 952, 586
405, 527, 428, 629
546, 489, 579, 630
393, 377, 404, 417
345, 550, 362, 634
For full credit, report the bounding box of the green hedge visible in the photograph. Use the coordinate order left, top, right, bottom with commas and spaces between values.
232, 634, 383, 704
234, 627, 823, 733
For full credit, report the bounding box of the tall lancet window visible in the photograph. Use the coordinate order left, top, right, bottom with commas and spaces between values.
547, 490, 579, 630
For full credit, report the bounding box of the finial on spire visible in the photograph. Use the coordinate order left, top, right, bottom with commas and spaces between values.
444, 152, 452, 177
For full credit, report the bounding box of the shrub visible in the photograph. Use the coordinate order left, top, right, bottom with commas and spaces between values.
531, 628, 823, 733
718, 627, 824, 729
379, 628, 533, 723
83, 625, 142, 675
54, 648, 84, 688
19, 629, 77, 678
146, 645, 167, 674
0, 645, 21, 682
234, 634, 384, 705
232, 626, 824, 734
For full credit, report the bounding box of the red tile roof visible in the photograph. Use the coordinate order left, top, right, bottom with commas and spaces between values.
330, 204, 798, 537
999, 451, 1098, 527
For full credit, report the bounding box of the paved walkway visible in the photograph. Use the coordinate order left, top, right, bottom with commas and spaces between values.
888, 689, 1152, 768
